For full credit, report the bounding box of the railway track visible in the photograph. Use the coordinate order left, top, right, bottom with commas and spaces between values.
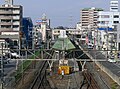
83, 71, 100, 89
29, 50, 54, 89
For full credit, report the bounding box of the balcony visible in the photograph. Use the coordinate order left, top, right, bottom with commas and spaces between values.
0, 11, 13, 14
0, 16, 13, 19
13, 11, 20, 14
13, 16, 20, 19
0, 35, 19, 39
13, 28, 19, 31
13, 22, 20, 25
0, 28, 13, 31
0, 22, 13, 25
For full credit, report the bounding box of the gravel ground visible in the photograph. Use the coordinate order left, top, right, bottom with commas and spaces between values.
47, 71, 86, 89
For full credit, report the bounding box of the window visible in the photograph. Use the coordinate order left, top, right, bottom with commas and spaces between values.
14, 41, 18, 46
101, 21, 105, 24
1, 25, 11, 28
13, 25, 19, 28
114, 15, 119, 18
111, 8, 118, 9
101, 15, 109, 18
1, 20, 11, 22
114, 21, 119, 24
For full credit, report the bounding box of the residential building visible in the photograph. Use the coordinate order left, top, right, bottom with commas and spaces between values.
0, 3, 23, 48
98, 11, 120, 29
98, 0, 119, 29
97, 0, 120, 51
80, 7, 103, 29
32, 26, 42, 49
36, 14, 50, 42
110, 0, 118, 12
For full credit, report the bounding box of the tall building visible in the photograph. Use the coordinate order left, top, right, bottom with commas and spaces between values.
97, 0, 120, 51
98, 0, 120, 29
97, 11, 120, 29
36, 14, 51, 42
80, 7, 103, 29
110, 0, 118, 12
0, 2, 23, 46
22, 17, 33, 48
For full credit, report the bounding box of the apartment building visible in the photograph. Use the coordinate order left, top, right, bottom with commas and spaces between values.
110, 0, 118, 12
98, 11, 120, 29
36, 14, 50, 42
97, 0, 120, 51
98, 0, 119, 29
80, 7, 103, 29
0, 3, 23, 45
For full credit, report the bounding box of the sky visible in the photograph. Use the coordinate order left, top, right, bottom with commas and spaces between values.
0, 0, 120, 27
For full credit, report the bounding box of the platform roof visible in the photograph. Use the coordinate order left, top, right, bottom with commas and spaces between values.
52, 37, 75, 51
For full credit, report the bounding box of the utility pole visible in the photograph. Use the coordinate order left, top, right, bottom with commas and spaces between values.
107, 27, 109, 59
0, 43, 4, 89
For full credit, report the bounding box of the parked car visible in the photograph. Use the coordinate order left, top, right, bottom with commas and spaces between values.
108, 56, 116, 63
11, 52, 20, 58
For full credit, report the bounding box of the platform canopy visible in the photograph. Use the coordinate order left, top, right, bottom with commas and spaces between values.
52, 38, 75, 51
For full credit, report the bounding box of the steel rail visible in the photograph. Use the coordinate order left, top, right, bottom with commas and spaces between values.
29, 50, 54, 89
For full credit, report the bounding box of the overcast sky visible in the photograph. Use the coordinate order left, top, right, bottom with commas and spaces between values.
0, 0, 120, 27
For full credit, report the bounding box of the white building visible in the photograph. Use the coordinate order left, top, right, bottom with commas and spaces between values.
97, 0, 120, 51
76, 22, 82, 30
36, 14, 50, 42
52, 28, 82, 40
110, 0, 118, 12
98, 0, 120, 29
98, 11, 120, 29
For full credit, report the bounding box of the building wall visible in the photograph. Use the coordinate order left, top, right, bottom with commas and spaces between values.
40, 22, 47, 41
52, 28, 82, 40
22, 17, 33, 47
97, 0, 120, 51
36, 14, 50, 42
110, 0, 118, 12
0, 4, 22, 40
80, 7, 103, 29
98, 11, 120, 28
